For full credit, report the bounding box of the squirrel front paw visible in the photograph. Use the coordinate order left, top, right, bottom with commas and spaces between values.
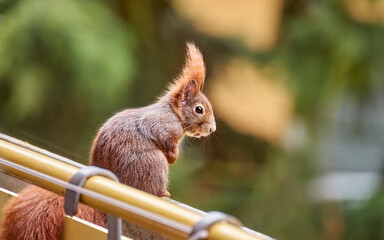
165, 145, 179, 164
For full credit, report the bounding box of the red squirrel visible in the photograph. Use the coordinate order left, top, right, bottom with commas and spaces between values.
0, 42, 216, 240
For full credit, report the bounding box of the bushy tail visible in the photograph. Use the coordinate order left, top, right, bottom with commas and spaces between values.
0, 186, 63, 240
0, 185, 106, 240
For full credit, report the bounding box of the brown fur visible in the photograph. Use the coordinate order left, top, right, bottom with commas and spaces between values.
0, 43, 215, 239
0, 185, 106, 240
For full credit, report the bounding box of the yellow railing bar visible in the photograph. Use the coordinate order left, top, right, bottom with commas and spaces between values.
0, 136, 269, 240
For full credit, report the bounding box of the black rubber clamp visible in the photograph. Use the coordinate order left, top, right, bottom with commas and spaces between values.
64, 166, 122, 240
189, 211, 243, 240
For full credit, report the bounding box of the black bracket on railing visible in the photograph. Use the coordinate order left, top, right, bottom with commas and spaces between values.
189, 211, 243, 240
64, 166, 122, 240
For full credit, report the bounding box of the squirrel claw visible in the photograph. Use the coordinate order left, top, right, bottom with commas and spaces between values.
162, 190, 171, 198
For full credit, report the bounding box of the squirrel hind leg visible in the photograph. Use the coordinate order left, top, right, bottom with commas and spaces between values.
117, 149, 170, 198
0, 185, 64, 240
146, 150, 170, 197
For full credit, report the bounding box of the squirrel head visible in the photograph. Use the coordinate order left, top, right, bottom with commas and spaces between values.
167, 42, 216, 138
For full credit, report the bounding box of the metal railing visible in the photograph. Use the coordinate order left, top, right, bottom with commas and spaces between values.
0, 133, 274, 240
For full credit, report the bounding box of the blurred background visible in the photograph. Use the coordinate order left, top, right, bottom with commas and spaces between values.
1, 0, 384, 239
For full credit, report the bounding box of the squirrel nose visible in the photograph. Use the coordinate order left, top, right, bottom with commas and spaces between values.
209, 124, 216, 134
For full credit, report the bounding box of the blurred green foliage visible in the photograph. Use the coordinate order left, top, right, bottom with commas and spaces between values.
0, 0, 135, 157
346, 188, 384, 240
0, 0, 135, 117
1, 0, 384, 240
276, 1, 384, 120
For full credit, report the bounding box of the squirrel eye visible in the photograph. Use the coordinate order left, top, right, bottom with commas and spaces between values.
195, 106, 203, 114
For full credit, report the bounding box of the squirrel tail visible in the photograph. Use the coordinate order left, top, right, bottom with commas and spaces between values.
0, 185, 106, 240
0, 186, 63, 240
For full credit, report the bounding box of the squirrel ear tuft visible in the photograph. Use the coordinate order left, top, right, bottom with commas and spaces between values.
184, 42, 205, 91
167, 42, 206, 105
169, 42, 206, 92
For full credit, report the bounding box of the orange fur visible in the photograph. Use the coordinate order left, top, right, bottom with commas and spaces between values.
167, 42, 206, 94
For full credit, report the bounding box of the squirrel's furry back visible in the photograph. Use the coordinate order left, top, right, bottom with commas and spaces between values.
90, 99, 184, 197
